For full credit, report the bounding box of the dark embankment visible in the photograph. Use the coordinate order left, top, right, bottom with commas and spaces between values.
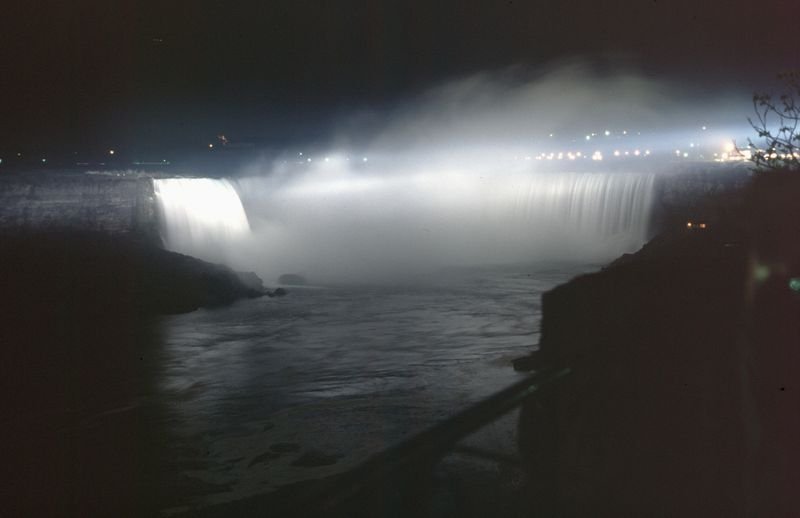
1, 231, 265, 316
518, 172, 800, 516
0, 232, 266, 516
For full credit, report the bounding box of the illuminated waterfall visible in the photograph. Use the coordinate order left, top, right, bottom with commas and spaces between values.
511, 172, 655, 250
232, 169, 657, 282
153, 178, 251, 264
151, 171, 655, 281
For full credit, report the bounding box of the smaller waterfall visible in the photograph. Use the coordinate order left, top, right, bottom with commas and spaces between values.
153, 178, 250, 264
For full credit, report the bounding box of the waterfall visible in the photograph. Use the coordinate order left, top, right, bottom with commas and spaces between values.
232, 169, 657, 282
153, 178, 251, 264
150, 171, 656, 281
512, 172, 655, 251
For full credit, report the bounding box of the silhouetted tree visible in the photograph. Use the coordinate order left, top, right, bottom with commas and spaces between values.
747, 71, 800, 171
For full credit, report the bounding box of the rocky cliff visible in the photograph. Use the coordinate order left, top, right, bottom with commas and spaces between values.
518, 172, 800, 516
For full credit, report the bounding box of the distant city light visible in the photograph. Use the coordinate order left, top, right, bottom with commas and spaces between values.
42, 158, 46, 163
139, 123, 760, 176
109, 149, 115, 155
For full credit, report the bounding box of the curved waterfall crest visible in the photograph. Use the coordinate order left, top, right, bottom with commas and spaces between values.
153, 178, 251, 263
512, 172, 655, 243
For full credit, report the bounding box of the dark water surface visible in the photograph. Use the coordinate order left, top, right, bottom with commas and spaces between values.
153, 263, 592, 513
5, 261, 592, 515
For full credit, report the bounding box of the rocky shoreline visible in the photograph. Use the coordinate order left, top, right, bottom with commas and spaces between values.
1, 231, 268, 316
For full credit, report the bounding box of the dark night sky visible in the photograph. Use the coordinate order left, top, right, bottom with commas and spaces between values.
1, 0, 797, 155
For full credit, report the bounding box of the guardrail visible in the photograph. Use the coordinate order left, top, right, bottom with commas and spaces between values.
306, 366, 571, 516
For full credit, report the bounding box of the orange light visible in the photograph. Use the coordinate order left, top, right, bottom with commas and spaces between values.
687, 222, 693, 228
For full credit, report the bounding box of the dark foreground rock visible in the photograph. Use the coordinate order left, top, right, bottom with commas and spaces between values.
518, 172, 800, 516
269, 287, 288, 297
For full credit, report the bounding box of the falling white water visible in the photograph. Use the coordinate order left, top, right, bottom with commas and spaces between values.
153, 178, 251, 265
510, 172, 655, 247
230, 168, 656, 283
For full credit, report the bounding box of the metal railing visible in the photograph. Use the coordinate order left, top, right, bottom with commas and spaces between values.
299, 366, 571, 516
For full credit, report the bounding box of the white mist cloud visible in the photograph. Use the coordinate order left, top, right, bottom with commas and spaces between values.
356, 59, 749, 155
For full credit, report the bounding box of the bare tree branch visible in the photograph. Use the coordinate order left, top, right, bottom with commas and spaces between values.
748, 71, 800, 171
